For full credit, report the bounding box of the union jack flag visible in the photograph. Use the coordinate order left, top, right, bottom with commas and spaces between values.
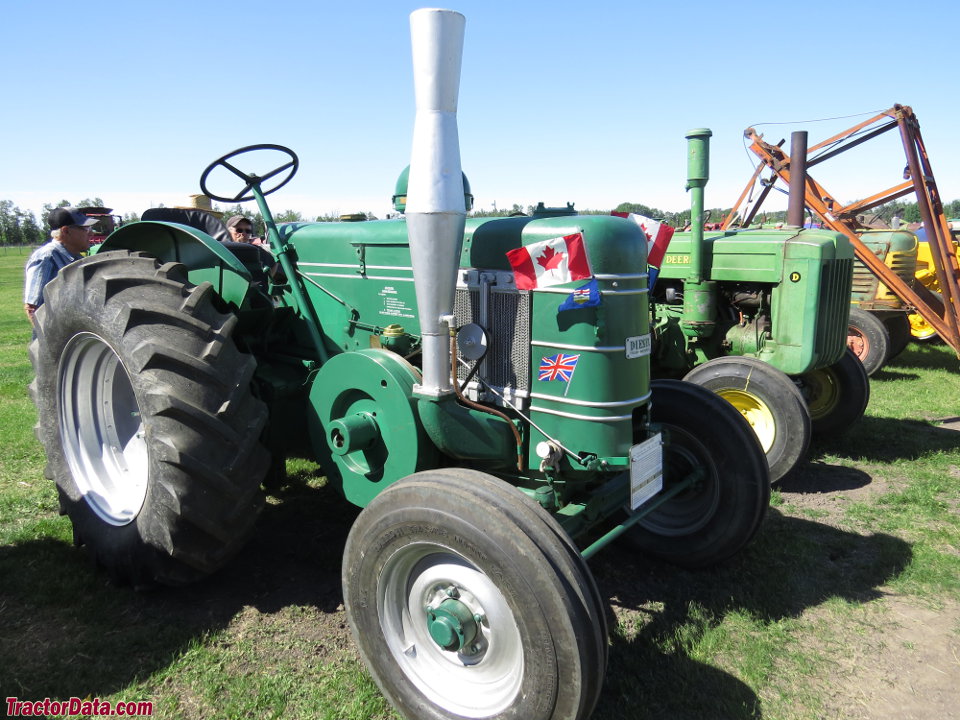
538, 353, 581, 382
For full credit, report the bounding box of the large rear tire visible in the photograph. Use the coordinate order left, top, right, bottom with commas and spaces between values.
624, 379, 770, 568
793, 348, 870, 437
683, 356, 810, 483
847, 307, 890, 376
29, 251, 269, 586
343, 468, 607, 720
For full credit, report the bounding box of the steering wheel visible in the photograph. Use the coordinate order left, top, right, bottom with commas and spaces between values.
199, 144, 299, 203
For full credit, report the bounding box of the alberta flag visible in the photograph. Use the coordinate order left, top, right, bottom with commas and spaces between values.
611, 212, 675, 288
506, 232, 593, 290
558, 278, 601, 312
538, 353, 580, 382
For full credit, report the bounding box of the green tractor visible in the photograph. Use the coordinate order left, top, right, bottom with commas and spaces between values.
846, 229, 918, 375
646, 130, 869, 483
27, 10, 769, 720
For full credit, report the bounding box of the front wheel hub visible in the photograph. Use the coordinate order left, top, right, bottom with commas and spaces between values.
426, 597, 478, 651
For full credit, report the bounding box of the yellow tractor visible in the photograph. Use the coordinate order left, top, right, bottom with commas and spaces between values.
909, 221, 960, 341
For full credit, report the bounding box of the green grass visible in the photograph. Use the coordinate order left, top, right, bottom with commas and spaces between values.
1, 249, 958, 719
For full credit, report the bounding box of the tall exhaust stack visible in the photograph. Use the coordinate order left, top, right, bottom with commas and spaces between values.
406, 8, 467, 397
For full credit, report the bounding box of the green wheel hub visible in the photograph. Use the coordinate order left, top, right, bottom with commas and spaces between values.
426, 594, 480, 651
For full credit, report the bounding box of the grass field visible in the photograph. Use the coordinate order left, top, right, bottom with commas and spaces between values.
1, 250, 958, 719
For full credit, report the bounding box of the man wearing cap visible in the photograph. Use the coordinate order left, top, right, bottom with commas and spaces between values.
226, 215, 270, 248
23, 207, 96, 327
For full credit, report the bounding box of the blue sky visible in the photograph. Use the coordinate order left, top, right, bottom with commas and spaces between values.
3, 0, 958, 223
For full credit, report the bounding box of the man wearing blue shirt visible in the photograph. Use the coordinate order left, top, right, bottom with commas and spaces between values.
23, 207, 96, 327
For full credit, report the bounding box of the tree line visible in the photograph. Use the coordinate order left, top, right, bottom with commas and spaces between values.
0, 198, 140, 246
3, 196, 959, 246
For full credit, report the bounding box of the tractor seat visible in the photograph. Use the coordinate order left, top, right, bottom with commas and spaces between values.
140, 207, 231, 243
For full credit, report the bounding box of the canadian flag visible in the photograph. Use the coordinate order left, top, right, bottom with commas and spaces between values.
506, 232, 593, 290
611, 212, 675, 269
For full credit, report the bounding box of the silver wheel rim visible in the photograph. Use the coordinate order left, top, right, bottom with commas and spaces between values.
58, 333, 148, 526
377, 542, 524, 717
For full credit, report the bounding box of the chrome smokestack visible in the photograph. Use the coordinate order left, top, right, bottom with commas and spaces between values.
406, 7, 466, 397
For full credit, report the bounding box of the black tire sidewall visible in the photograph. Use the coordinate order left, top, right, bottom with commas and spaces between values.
805, 349, 871, 437
626, 380, 769, 568
684, 357, 810, 483
883, 313, 911, 361
847, 308, 890, 376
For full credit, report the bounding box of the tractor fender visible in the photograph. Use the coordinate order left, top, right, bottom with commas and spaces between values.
96, 221, 253, 309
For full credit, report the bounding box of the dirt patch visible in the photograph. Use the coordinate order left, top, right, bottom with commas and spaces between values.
812, 594, 960, 720
777, 460, 902, 525
775, 455, 960, 720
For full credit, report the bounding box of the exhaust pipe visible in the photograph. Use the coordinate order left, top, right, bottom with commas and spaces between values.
787, 131, 808, 228
406, 7, 467, 397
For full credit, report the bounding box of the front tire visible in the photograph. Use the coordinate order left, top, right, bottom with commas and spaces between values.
29, 251, 269, 586
624, 379, 770, 568
343, 469, 607, 720
683, 356, 811, 483
847, 307, 890, 376
793, 348, 870, 437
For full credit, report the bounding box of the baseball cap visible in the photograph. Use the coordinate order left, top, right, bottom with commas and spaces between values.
48, 207, 98, 230
226, 215, 252, 229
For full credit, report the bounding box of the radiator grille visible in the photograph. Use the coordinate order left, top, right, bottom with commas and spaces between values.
816, 257, 854, 364
851, 259, 880, 295
454, 287, 530, 394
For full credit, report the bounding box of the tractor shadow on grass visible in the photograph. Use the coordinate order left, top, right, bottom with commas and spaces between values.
0, 468, 362, 704
778, 458, 872, 493
810, 415, 960, 464
882, 343, 959, 374
590, 461, 913, 718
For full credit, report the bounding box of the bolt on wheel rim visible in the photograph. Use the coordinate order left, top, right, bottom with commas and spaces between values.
377, 543, 523, 718
58, 333, 148, 526
847, 329, 869, 362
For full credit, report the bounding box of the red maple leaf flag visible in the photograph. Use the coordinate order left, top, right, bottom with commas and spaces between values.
506, 232, 593, 290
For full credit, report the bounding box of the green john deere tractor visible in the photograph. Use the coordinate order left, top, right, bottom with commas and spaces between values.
27, 10, 768, 720
647, 130, 869, 483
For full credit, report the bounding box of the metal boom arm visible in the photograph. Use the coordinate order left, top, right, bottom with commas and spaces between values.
723, 105, 960, 356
